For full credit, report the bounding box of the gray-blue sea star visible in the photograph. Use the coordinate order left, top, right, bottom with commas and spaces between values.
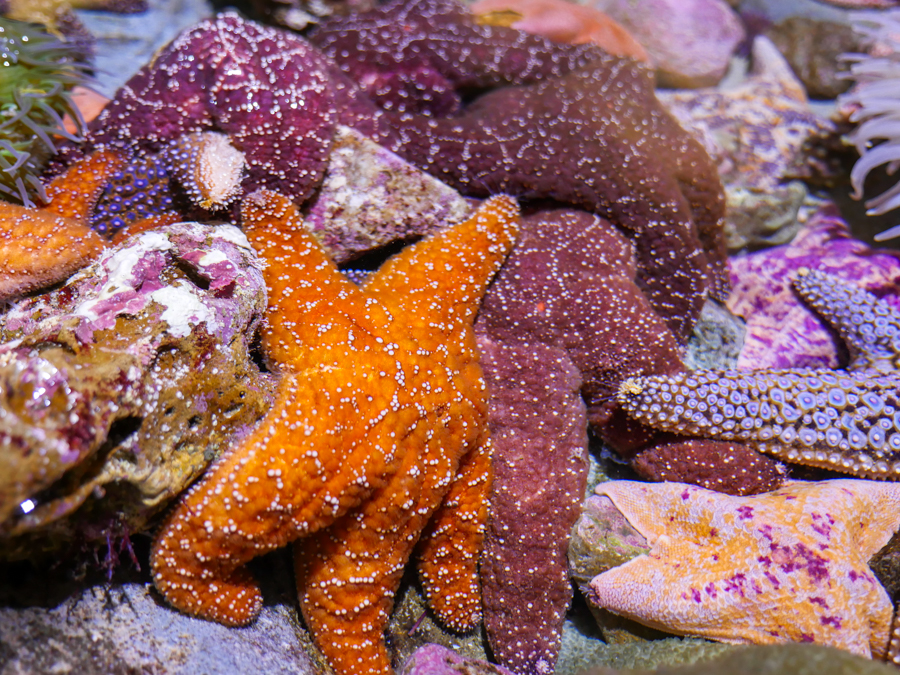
617, 269, 900, 478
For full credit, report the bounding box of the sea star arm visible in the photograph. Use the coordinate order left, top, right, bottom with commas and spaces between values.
0, 151, 126, 302
417, 430, 493, 632
793, 268, 900, 373
150, 370, 404, 626
294, 418, 457, 675
617, 272, 900, 478
241, 189, 395, 368
362, 194, 520, 328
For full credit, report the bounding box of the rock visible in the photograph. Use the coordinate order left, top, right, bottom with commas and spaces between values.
568, 494, 650, 594
659, 36, 836, 252
399, 644, 516, 675
579, 643, 900, 674
387, 575, 489, 669
560, 636, 734, 673
765, 17, 859, 99
302, 125, 472, 264
727, 204, 900, 370
0, 222, 275, 561
0, 549, 324, 674
684, 298, 746, 371
723, 182, 807, 251
591, 0, 745, 88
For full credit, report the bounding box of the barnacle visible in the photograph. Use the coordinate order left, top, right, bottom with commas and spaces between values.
839, 10, 900, 239
0, 17, 88, 207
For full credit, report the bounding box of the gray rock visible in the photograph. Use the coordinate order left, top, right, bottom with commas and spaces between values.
0, 553, 324, 675
303, 125, 472, 264
579, 643, 900, 674
765, 17, 859, 99
684, 298, 746, 371
591, 0, 745, 88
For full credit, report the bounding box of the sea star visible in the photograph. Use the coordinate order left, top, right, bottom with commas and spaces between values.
727, 204, 900, 371
588, 479, 900, 658
75, 12, 336, 204
310, 0, 729, 340
150, 191, 520, 675
473, 208, 781, 675
618, 269, 900, 478
0, 149, 124, 302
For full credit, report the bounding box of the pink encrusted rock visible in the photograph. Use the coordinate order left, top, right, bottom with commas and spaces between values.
727, 204, 900, 371
0, 222, 275, 560
400, 644, 516, 675
302, 125, 471, 263
592, 0, 745, 88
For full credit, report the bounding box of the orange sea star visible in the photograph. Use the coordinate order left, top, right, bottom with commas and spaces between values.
150, 190, 520, 675
0, 149, 124, 302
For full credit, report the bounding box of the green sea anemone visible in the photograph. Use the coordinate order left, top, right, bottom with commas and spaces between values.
839, 10, 900, 240
0, 17, 88, 207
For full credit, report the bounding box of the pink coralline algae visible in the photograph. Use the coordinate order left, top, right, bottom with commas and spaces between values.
473, 209, 780, 675
310, 0, 729, 341
77, 12, 336, 204
728, 205, 900, 370
0, 222, 273, 559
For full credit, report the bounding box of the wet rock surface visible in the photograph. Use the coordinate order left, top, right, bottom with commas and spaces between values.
0, 222, 275, 561
0, 547, 324, 675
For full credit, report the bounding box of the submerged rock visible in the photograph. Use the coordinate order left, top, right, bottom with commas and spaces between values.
302, 125, 472, 263
0, 549, 323, 675
400, 644, 515, 675
591, 0, 744, 88
0, 222, 274, 560
580, 643, 899, 674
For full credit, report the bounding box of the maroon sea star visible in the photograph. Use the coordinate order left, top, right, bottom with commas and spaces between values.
473, 209, 781, 675
76, 12, 336, 204
310, 0, 728, 339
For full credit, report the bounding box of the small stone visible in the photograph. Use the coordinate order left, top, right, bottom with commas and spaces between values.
591, 0, 745, 87
724, 182, 807, 252
301, 125, 471, 263
399, 644, 516, 675
765, 17, 859, 99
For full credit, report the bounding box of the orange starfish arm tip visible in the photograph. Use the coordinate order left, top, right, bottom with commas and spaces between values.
418, 433, 493, 632
0, 204, 106, 301
44, 149, 128, 220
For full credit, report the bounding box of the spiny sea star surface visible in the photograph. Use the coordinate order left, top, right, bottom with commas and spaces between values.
619, 269, 900, 478
151, 191, 519, 675
311, 0, 728, 340
82, 12, 336, 203
589, 479, 900, 658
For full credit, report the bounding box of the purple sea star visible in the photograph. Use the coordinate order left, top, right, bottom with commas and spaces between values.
473, 209, 780, 675
310, 0, 729, 340
77, 12, 336, 204
619, 269, 900, 479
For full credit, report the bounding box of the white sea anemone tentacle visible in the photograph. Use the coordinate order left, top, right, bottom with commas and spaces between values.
840, 10, 900, 240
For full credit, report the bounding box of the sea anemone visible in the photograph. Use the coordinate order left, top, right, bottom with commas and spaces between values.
0, 17, 88, 207
839, 10, 900, 240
